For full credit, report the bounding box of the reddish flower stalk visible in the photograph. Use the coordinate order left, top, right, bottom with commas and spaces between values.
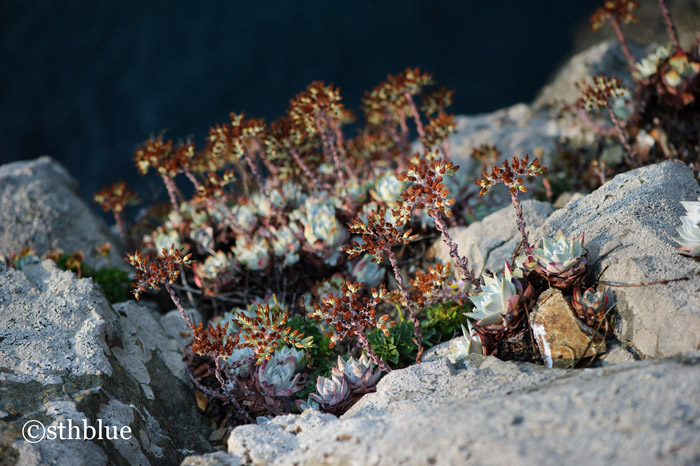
607, 106, 633, 156
289, 146, 323, 191
658, 0, 681, 50
127, 246, 195, 330
576, 74, 633, 157
591, 1, 640, 73
404, 91, 425, 139
509, 191, 530, 250
432, 213, 479, 286
397, 154, 479, 288
386, 249, 423, 362
161, 175, 181, 209
477, 154, 547, 252
610, 17, 637, 71
93, 181, 139, 249
311, 281, 393, 372
345, 209, 424, 362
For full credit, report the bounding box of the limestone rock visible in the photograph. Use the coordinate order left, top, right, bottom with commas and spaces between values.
0, 260, 210, 465
180, 352, 700, 465
531, 160, 700, 358
448, 103, 564, 176
530, 289, 606, 369
0, 156, 126, 269
533, 40, 647, 109
431, 200, 553, 276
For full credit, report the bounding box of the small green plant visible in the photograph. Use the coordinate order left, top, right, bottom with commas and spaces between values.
367, 321, 420, 368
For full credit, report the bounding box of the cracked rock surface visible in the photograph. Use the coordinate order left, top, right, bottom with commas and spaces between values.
0, 156, 126, 269
184, 353, 700, 466
0, 260, 210, 465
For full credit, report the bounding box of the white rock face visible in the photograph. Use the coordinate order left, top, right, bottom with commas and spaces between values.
431, 199, 553, 277
186, 354, 700, 466
0, 156, 126, 269
0, 260, 210, 465
532, 160, 700, 358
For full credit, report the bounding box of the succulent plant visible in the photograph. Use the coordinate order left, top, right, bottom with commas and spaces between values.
675, 197, 700, 256
349, 254, 385, 287
275, 345, 307, 372
571, 287, 608, 327
370, 172, 406, 204
295, 396, 320, 412
299, 195, 344, 265
231, 203, 258, 231
310, 372, 351, 412
232, 235, 270, 271
224, 346, 255, 377
9, 248, 41, 270
635, 45, 671, 79
151, 226, 183, 255
448, 322, 484, 363
524, 231, 588, 289
663, 51, 700, 89
466, 263, 520, 326
257, 354, 303, 398
333, 355, 380, 395
194, 251, 235, 281
270, 223, 301, 266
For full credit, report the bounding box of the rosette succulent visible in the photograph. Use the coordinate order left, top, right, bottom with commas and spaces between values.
675, 197, 700, 257
466, 263, 519, 326
9, 248, 41, 270
571, 288, 608, 327
524, 231, 588, 289
448, 322, 484, 363
231, 203, 258, 231
333, 355, 380, 395
257, 354, 303, 398
310, 372, 350, 412
350, 254, 385, 287
223, 346, 255, 377
635, 45, 670, 79
299, 195, 344, 265
370, 172, 406, 204
232, 235, 270, 271
151, 226, 183, 255
270, 223, 301, 266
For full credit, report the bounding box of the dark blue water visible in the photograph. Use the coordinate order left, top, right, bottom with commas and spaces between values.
1, 0, 598, 205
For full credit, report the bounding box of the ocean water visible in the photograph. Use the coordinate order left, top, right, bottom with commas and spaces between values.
0, 0, 599, 206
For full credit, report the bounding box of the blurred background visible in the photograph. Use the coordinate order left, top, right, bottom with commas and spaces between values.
1, 0, 628, 206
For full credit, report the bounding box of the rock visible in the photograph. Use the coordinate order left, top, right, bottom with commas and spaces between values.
180, 352, 700, 465
531, 160, 700, 358
529, 289, 606, 369
431, 200, 553, 276
181, 452, 242, 466
448, 103, 565, 175
553, 191, 585, 209
533, 40, 648, 109
0, 156, 125, 269
0, 260, 211, 465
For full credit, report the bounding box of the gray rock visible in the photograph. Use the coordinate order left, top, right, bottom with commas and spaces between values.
533, 40, 648, 109
0, 260, 210, 465
0, 156, 125, 269
448, 103, 565, 176
531, 160, 700, 358
431, 200, 553, 276
189, 352, 700, 466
